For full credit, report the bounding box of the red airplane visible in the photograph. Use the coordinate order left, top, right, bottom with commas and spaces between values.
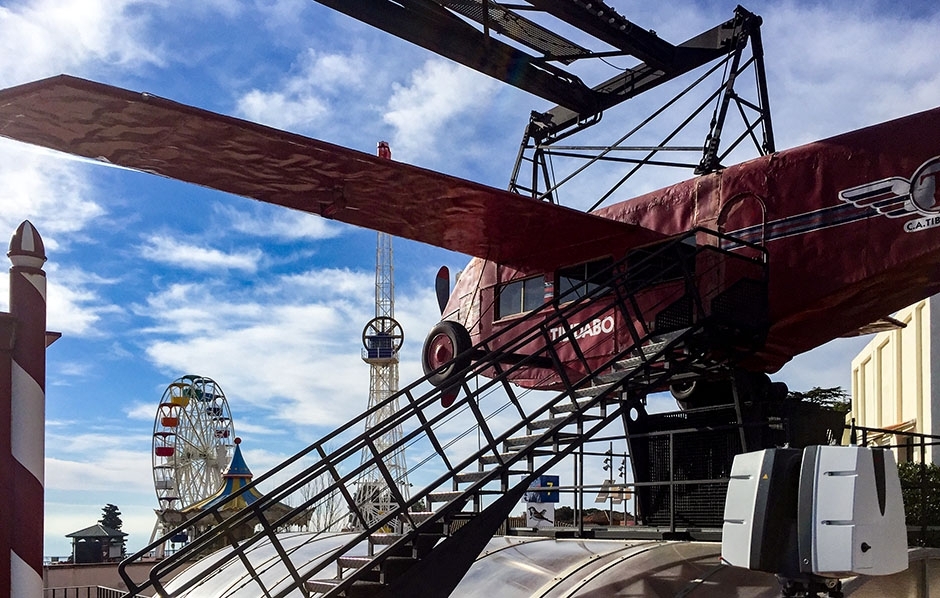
0, 74, 937, 408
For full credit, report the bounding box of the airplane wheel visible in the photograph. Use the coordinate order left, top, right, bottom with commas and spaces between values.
671, 380, 702, 410
672, 373, 786, 409
422, 321, 472, 388
671, 379, 732, 410
670, 380, 698, 402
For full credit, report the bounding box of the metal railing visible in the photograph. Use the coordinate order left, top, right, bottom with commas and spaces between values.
537, 416, 940, 548
853, 423, 940, 547
119, 228, 768, 597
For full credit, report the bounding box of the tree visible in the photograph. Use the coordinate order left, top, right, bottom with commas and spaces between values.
787, 386, 851, 412
897, 461, 940, 547
555, 505, 574, 525
99, 503, 123, 531
99, 503, 126, 557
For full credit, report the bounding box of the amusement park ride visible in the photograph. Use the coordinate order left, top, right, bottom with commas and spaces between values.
0, 1, 934, 597
151, 376, 236, 554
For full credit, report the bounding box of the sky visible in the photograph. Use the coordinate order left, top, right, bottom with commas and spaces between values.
0, 0, 939, 559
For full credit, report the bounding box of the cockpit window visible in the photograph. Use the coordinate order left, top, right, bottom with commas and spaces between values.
557, 258, 614, 301
497, 276, 544, 319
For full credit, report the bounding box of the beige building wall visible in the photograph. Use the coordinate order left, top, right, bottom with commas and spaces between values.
850, 296, 939, 463
44, 561, 156, 596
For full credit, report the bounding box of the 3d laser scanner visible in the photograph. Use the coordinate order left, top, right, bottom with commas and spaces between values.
722, 445, 907, 596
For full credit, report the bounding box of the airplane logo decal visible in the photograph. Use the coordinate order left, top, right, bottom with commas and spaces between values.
725, 158, 940, 248
839, 155, 940, 233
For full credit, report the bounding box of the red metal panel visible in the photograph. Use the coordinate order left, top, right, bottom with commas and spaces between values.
0, 75, 664, 273
598, 105, 940, 370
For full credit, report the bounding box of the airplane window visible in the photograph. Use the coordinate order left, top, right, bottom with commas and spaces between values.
523, 278, 543, 311
498, 276, 544, 318
557, 258, 614, 300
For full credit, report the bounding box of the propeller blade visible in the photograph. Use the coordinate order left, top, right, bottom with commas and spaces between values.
435, 266, 450, 314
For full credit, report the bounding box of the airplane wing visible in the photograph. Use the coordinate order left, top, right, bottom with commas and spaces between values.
0, 75, 664, 272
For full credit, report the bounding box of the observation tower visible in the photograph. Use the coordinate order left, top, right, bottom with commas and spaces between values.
348, 141, 410, 530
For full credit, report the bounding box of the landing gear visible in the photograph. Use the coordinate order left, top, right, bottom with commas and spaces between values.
422, 320, 472, 388
670, 379, 732, 410
670, 372, 787, 410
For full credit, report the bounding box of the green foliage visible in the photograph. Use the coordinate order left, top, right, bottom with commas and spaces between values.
787, 386, 851, 413
897, 461, 940, 546
99, 503, 126, 556
99, 503, 123, 531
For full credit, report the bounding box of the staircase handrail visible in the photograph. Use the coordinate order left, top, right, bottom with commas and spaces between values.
120, 227, 767, 596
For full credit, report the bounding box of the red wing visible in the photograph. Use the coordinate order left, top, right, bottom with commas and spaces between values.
0, 75, 664, 271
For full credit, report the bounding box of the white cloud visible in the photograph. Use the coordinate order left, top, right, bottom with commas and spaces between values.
0, 262, 121, 337
214, 203, 342, 241
138, 234, 263, 273
138, 270, 374, 427
46, 273, 122, 337
45, 444, 157, 555
237, 88, 328, 131
382, 59, 499, 163
126, 401, 157, 421
131, 266, 450, 434
0, 0, 164, 87
135, 282, 267, 335
235, 49, 367, 131
0, 141, 106, 252
764, 3, 940, 146
46, 446, 153, 493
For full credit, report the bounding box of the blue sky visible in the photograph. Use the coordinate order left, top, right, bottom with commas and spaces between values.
0, 0, 939, 558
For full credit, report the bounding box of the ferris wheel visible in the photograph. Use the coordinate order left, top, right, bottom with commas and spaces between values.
152, 375, 235, 510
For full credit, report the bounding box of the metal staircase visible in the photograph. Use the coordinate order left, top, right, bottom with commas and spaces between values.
119, 228, 768, 598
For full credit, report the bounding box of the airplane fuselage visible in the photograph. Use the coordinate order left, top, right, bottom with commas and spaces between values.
440, 105, 940, 390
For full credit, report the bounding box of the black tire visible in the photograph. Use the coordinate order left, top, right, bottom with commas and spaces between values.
422, 321, 472, 387
671, 379, 733, 410
670, 380, 698, 402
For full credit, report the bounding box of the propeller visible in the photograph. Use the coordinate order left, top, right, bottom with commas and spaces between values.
435, 266, 450, 314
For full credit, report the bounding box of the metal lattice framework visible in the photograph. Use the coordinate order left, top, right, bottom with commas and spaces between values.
313, 2, 774, 209
351, 222, 411, 530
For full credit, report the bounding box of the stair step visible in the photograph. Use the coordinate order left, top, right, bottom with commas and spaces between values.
369, 533, 403, 546
454, 470, 490, 483
550, 399, 595, 414
427, 491, 463, 504
528, 417, 560, 430
572, 382, 614, 398
595, 369, 632, 384
407, 511, 435, 523
504, 434, 541, 448
610, 329, 690, 372
338, 556, 373, 570
306, 579, 341, 594
479, 452, 519, 465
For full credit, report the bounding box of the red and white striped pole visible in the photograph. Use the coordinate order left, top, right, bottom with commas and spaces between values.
8, 220, 47, 597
